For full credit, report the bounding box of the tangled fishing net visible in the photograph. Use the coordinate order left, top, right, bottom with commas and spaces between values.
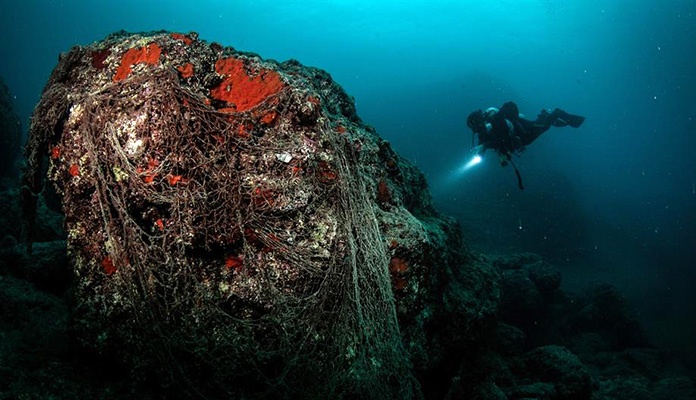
21, 31, 487, 399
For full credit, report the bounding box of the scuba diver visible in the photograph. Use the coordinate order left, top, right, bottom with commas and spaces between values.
466, 101, 585, 189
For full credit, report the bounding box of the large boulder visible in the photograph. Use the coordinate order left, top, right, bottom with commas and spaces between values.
21, 31, 498, 399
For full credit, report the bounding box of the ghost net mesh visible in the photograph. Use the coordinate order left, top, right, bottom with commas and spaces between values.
23, 68, 416, 399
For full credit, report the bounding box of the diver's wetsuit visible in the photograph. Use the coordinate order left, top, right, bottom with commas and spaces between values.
467, 101, 585, 190
476, 101, 585, 157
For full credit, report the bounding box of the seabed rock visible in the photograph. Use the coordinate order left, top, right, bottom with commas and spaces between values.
20, 31, 497, 399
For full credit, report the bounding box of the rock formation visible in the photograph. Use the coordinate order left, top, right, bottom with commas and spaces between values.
21, 31, 497, 399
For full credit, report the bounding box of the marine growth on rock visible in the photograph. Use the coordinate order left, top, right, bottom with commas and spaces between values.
21, 31, 495, 399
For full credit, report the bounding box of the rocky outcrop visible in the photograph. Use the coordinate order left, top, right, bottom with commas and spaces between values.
21, 31, 497, 399
483, 253, 695, 400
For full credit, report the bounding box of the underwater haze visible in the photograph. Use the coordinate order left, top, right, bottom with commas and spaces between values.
2, 0, 695, 372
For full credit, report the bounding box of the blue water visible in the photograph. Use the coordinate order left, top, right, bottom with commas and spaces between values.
1, 0, 695, 360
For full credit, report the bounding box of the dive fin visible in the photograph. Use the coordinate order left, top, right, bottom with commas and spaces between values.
552, 109, 585, 128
